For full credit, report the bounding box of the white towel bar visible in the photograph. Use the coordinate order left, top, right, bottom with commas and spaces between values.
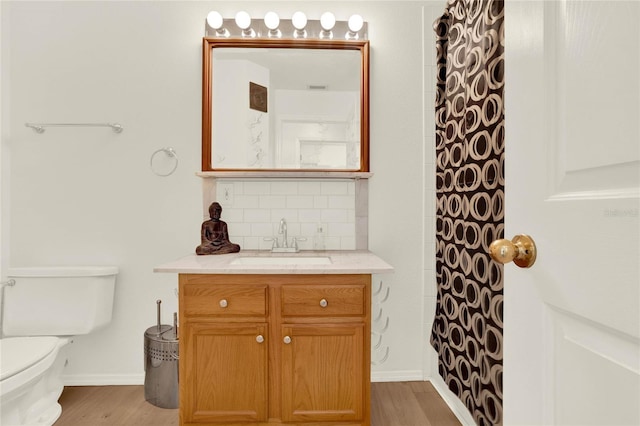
25, 122, 123, 133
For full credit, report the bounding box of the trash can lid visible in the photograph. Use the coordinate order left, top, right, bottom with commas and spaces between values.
145, 325, 178, 342
145, 324, 172, 337
159, 328, 178, 343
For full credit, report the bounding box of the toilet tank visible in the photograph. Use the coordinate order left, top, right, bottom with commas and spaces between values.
3, 266, 118, 337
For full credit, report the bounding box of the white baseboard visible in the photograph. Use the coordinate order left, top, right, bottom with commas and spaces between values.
428, 375, 476, 426
62, 374, 144, 386
370, 371, 478, 426
370, 370, 424, 382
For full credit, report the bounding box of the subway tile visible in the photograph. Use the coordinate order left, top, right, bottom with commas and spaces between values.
217, 180, 245, 196
321, 181, 349, 195
220, 208, 243, 223
230, 222, 251, 236
321, 209, 348, 223
271, 209, 298, 223
270, 181, 299, 195
251, 222, 273, 236
313, 195, 328, 209
285, 222, 302, 237
328, 195, 355, 209
234, 195, 260, 209
298, 209, 322, 223
259, 195, 286, 209
340, 236, 356, 250
347, 181, 355, 195
286, 195, 314, 209
298, 181, 322, 194
232, 181, 244, 195
297, 238, 312, 251
244, 181, 270, 195
208, 178, 360, 252
244, 209, 271, 222
300, 222, 318, 236
329, 222, 356, 237
229, 236, 244, 249
323, 236, 341, 250
243, 236, 262, 250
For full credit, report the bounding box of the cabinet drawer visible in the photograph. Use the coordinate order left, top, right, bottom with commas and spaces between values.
281, 285, 365, 317
182, 284, 267, 317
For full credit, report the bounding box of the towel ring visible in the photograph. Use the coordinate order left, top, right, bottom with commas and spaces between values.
150, 147, 178, 177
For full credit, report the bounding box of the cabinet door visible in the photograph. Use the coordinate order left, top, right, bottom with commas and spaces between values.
182, 322, 268, 424
281, 323, 364, 423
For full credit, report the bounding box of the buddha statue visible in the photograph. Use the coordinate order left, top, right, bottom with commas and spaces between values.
195, 202, 241, 255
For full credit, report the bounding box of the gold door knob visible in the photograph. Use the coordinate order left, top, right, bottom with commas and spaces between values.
489, 234, 537, 268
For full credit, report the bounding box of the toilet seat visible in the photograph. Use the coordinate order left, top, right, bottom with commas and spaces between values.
0, 337, 60, 381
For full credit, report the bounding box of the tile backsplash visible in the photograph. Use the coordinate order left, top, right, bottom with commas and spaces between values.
209, 179, 357, 250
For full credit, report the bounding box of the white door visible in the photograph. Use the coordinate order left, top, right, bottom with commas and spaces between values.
504, 1, 639, 425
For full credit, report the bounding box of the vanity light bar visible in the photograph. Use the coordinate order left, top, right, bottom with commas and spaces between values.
205, 12, 367, 40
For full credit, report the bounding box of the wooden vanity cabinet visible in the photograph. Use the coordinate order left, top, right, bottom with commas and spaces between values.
179, 274, 371, 426
179, 276, 268, 424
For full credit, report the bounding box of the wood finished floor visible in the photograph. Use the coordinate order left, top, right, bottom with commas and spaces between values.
54, 382, 461, 426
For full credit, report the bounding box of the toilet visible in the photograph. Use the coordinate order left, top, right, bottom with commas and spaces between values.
0, 266, 118, 426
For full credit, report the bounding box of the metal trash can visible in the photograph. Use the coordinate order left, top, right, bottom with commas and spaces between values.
144, 300, 179, 409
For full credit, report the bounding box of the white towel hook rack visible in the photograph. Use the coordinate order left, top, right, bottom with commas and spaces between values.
25, 122, 123, 133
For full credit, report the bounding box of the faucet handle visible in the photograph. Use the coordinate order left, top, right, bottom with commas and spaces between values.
264, 237, 279, 249
291, 237, 307, 250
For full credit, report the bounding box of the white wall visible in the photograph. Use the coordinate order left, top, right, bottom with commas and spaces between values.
2, 0, 442, 386
0, 2, 9, 281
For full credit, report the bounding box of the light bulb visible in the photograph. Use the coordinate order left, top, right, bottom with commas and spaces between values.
206, 11, 223, 30
320, 12, 336, 31
264, 11, 280, 30
348, 14, 364, 33
235, 11, 251, 30
292, 11, 307, 30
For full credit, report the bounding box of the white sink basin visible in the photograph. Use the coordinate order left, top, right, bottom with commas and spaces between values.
230, 256, 332, 266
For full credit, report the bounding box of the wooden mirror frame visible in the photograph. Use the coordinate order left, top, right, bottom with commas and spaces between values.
202, 38, 370, 172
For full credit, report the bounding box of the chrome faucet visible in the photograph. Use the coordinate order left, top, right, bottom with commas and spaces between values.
264, 218, 306, 252
279, 218, 288, 248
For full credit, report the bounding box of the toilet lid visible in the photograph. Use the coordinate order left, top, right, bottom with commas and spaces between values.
0, 336, 59, 381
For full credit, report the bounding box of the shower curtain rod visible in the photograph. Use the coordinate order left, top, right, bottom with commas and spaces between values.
25, 122, 124, 133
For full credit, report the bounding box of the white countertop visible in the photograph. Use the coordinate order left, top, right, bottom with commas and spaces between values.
154, 250, 393, 275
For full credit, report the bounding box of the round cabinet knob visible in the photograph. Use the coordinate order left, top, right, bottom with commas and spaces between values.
256, 335, 264, 343
319, 298, 328, 308
489, 234, 537, 268
219, 299, 228, 308
283, 336, 292, 344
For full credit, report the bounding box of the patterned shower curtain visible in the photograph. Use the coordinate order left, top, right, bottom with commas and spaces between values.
430, 1, 505, 425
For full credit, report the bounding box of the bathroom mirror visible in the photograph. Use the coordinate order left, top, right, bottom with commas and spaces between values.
202, 38, 369, 172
